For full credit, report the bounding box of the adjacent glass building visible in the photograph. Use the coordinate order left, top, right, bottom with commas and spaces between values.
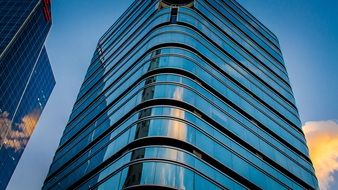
44, 0, 318, 189
0, 0, 54, 189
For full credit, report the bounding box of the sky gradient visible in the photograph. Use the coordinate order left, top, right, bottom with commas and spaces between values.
6, 0, 338, 189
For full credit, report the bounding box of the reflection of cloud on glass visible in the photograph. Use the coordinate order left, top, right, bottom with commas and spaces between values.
169, 88, 187, 140
173, 87, 184, 101
156, 162, 176, 187
303, 120, 338, 190
177, 165, 186, 190
0, 112, 12, 145
0, 110, 40, 152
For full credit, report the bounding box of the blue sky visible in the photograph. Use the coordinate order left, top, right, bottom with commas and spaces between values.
7, 0, 338, 189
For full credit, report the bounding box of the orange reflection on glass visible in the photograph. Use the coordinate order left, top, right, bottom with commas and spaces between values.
0, 111, 12, 147
168, 87, 187, 141
0, 109, 40, 152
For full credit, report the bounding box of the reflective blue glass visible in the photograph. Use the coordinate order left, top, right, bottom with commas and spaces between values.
0, 1, 54, 189
43, 0, 319, 190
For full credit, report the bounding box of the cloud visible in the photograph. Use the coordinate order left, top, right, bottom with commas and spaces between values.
303, 120, 338, 190
0, 111, 12, 143
0, 110, 40, 151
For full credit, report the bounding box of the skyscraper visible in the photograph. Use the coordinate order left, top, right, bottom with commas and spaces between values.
44, 0, 318, 189
0, 0, 54, 189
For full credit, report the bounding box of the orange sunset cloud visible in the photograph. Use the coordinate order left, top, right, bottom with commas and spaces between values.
303, 120, 338, 190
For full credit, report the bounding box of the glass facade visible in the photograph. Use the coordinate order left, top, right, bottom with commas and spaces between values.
44, 0, 318, 189
0, 0, 54, 189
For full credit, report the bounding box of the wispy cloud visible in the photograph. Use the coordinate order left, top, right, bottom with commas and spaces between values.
303, 120, 338, 190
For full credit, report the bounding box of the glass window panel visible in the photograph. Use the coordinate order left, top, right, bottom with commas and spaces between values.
194, 174, 217, 190
154, 162, 176, 188
141, 162, 155, 185
98, 171, 120, 190
176, 166, 194, 190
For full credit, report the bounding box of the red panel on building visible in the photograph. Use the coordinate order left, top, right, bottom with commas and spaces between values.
42, 0, 51, 22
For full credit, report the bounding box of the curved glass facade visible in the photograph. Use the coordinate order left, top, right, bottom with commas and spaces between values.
43, 0, 318, 189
